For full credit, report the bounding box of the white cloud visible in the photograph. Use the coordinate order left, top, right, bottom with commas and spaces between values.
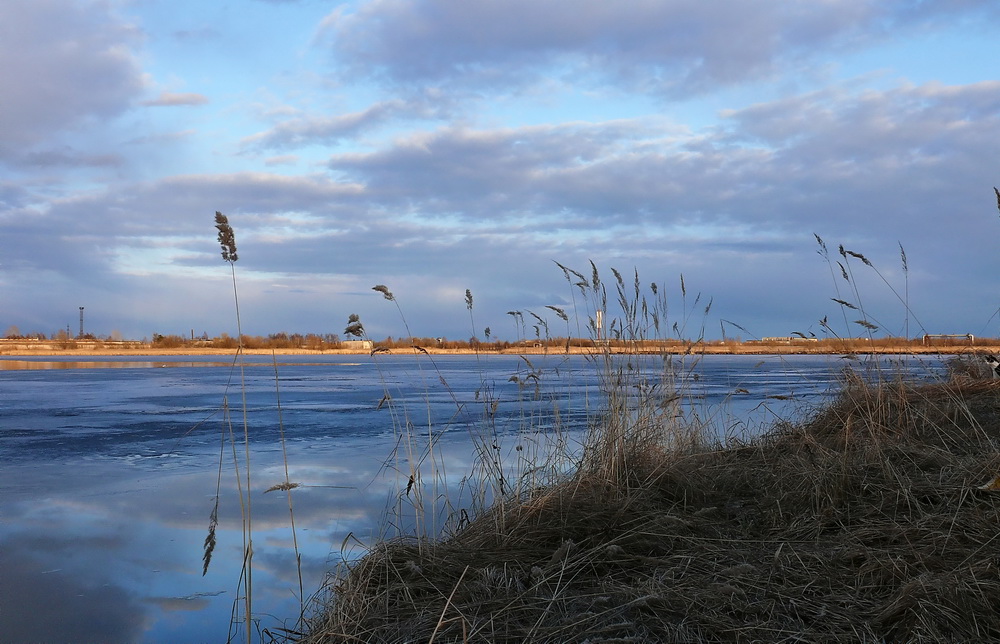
264, 155, 300, 166
0, 0, 144, 156
243, 93, 454, 151
141, 91, 210, 107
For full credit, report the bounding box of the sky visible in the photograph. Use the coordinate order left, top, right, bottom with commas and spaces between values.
3, 0, 1000, 343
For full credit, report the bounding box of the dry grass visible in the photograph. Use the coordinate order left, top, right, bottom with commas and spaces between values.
298, 366, 1000, 643
294, 250, 1000, 643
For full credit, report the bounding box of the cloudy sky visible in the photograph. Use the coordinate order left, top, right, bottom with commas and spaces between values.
3, 0, 1000, 343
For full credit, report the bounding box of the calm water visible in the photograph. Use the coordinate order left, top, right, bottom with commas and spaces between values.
0, 353, 947, 643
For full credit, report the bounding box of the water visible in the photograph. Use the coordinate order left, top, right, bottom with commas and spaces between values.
0, 352, 947, 642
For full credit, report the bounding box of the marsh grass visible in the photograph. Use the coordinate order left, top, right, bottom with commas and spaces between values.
302, 375, 1000, 642
290, 239, 1000, 643
300, 369, 1000, 640
296, 263, 760, 642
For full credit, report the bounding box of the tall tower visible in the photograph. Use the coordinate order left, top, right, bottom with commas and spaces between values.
79, 307, 84, 338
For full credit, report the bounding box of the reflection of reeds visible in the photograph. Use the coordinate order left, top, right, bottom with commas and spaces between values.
202, 501, 218, 576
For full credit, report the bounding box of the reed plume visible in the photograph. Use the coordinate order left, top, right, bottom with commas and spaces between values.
344, 314, 365, 338
214, 211, 238, 263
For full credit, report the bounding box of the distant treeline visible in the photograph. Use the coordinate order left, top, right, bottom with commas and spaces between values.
129, 334, 1000, 352
147, 333, 600, 351
4, 329, 999, 352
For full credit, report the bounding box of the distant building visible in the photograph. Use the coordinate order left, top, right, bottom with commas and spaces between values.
341, 339, 373, 351
922, 334, 974, 345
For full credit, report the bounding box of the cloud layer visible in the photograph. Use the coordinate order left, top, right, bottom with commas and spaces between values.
2, 0, 999, 341
320, 0, 997, 94
0, 1, 143, 160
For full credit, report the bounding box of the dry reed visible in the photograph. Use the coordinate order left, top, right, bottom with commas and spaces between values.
298, 365, 1000, 643
294, 250, 1000, 643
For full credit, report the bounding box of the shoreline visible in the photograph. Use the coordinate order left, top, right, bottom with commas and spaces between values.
0, 342, 993, 357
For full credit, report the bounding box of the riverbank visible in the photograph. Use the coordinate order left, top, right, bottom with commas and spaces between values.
299, 367, 1000, 642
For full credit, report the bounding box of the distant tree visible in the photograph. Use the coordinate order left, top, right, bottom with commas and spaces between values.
153, 334, 186, 348
240, 334, 263, 349
210, 333, 238, 349
4, 325, 21, 338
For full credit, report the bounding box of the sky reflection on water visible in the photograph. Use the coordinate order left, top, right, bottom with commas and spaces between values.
2, 435, 398, 643
0, 353, 945, 642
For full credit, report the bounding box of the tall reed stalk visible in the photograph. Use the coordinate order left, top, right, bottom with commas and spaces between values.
212, 211, 254, 643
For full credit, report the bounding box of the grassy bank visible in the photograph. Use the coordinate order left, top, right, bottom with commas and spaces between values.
295, 356, 1000, 643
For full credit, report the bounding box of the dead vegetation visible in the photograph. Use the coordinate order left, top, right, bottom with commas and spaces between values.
298, 361, 1000, 643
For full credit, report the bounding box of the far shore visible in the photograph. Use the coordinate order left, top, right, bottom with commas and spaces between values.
1, 338, 995, 357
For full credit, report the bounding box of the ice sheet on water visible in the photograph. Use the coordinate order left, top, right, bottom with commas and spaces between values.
0, 353, 948, 642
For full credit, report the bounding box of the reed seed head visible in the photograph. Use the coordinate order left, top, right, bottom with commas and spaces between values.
545, 305, 569, 322
831, 298, 858, 310
845, 249, 872, 267
214, 211, 238, 263
344, 313, 364, 338
814, 233, 827, 255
